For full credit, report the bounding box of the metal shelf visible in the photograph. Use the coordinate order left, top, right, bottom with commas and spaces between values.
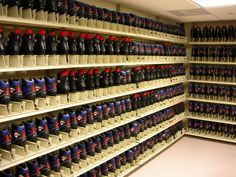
187, 97, 236, 106
186, 115, 236, 125
0, 76, 186, 124
189, 41, 236, 45
0, 95, 186, 172
72, 114, 186, 177
0, 16, 187, 44
189, 61, 236, 65
186, 131, 236, 143
119, 132, 184, 177
0, 57, 187, 73
188, 80, 236, 86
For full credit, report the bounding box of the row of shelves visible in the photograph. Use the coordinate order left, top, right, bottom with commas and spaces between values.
0, 16, 187, 44
72, 113, 186, 177
0, 75, 186, 124
187, 98, 236, 106
186, 131, 236, 144
188, 79, 236, 86
189, 42, 236, 45
0, 95, 186, 171
186, 115, 236, 125
0, 55, 187, 73
118, 131, 184, 177
189, 61, 236, 65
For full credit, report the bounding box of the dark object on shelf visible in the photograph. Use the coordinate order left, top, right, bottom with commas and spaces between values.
27, 160, 41, 177
48, 152, 61, 172
46, 116, 59, 135
0, 81, 10, 105
0, 169, 14, 177
5, 0, 21, 7
76, 108, 87, 127
37, 155, 51, 176
15, 163, 30, 177
22, 78, 36, 100
12, 123, 26, 147
6, 29, 21, 55
45, 0, 56, 13
77, 141, 87, 159
56, 0, 68, 15
24, 120, 38, 143
57, 31, 69, 55
34, 0, 46, 11
85, 69, 95, 90
68, 69, 77, 93
34, 30, 47, 55
76, 69, 86, 91
69, 144, 80, 163
34, 77, 47, 98
21, 0, 34, 9
44, 76, 57, 96
85, 138, 95, 156
46, 31, 58, 55
107, 158, 116, 173
59, 148, 72, 168
58, 112, 71, 133
36, 118, 49, 139
68, 32, 78, 55
0, 28, 5, 55
57, 69, 70, 94
101, 162, 109, 176
21, 29, 34, 55
0, 128, 12, 151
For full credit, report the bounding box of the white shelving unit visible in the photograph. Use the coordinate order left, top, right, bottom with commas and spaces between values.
0, 1, 189, 176
186, 115, 236, 125
186, 131, 236, 143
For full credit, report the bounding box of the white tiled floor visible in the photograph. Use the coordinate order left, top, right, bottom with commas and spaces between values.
128, 136, 236, 177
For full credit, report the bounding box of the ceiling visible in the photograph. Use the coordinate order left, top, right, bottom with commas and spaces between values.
107, 0, 236, 22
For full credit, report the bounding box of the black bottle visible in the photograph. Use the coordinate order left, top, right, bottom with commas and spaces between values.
6, 29, 21, 55
100, 68, 110, 88
105, 36, 114, 55
0, 28, 5, 55
45, 0, 56, 13
21, 0, 34, 9
121, 38, 131, 55
33, 0, 45, 11
76, 69, 86, 91
46, 31, 57, 55
5, 0, 21, 7
77, 33, 86, 55
84, 33, 94, 55
68, 69, 76, 92
57, 31, 69, 55
93, 69, 100, 89
34, 29, 46, 55
93, 34, 101, 55
56, 0, 68, 15
68, 32, 77, 55
113, 37, 121, 55
85, 70, 95, 90
76, 1, 85, 18
99, 35, 106, 55
84, 3, 92, 19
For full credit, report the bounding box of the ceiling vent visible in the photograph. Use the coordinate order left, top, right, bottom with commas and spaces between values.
168, 8, 210, 16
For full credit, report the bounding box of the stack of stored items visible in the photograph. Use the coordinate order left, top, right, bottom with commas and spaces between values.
0, 0, 185, 36
191, 25, 236, 42
0, 1, 187, 176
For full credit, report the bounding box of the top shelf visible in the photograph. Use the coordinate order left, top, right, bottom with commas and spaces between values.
0, 16, 187, 44
189, 41, 236, 45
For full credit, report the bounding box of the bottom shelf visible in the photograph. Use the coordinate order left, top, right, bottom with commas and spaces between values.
185, 131, 236, 144
118, 131, 185, 177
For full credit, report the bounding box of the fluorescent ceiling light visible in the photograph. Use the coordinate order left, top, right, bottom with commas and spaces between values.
192, 0, 236, 7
